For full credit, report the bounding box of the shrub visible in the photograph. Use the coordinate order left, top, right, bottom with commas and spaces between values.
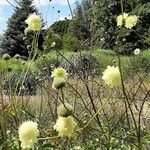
2, 53, 11, 60
129, 51, 150, 73
0, 57, 25, 72
43, 29, 63, 52
3, 72, 37, 95
50, 19, 72, 37
63, 34, 81, 52
61, 53, 100, 78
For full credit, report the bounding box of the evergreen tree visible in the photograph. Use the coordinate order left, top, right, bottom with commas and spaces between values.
0, 0, 37, 57
68, 1, 91, 42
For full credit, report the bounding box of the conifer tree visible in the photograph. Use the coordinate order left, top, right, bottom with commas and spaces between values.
68, 1, 91, 41
0, 0, 37, 57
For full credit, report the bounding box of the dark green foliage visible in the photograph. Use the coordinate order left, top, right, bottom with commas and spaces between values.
115, 1, 150, 54
43, 29, 63, 51
50, 19, 72, 37
130, 53, 150, 73
71, 0, 150, 54
63, 34, 81, 52
93, 0, 150, 54
0, 0, 37, 57
68, 1, 91, 44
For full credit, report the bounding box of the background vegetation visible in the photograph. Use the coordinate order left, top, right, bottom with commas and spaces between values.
0, 0, 150, 149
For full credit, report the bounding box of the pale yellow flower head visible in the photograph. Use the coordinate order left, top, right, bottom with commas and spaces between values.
117, 13, 128, 27
51, 67, 68, 78
134, 48, 140, 55
102, 66, 121, 87
51, 42, 56, 48
18, 121, 39, 149
25, 14, 42, 31
125, 15, 138, 29
54, 116, 76, 137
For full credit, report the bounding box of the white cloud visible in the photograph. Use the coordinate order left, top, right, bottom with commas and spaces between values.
33, 0, 76, 6
0, 0, 9, 5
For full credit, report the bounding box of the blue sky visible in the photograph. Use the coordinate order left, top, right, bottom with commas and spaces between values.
0, 0, 80, 35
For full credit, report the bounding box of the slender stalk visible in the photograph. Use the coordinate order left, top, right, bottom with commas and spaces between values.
67, 0, 74, 19
60, 88, 82, 126
138, 90, 150, 149
84, 83, 108, 141
120, 0, 124, 14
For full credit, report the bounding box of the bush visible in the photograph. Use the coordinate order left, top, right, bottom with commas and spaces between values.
3, 72, 37, 95
63, 34, 81, 52
43, 29, 63, 52
61, 53, 100, 78
2, 53, 11, 60
129, 51, 150, 73
50, 19, 72, 37
0, 58, 26, 72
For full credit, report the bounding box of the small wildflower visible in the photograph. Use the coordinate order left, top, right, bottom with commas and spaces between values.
134, 48, 140, 55
117, 13, 138, 29
117, 13, 128, 27
102, 66, 121, 87
6, 130, 11, 135
51, 67, 68, 79
18, 121, 39, 149
25, 14, 42, 31
54, 116, 76, 137
51, 42, 56, 48
125, 15, 138, 29
74, 146, 82, 150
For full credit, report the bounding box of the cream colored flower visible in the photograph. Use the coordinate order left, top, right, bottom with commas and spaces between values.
18, 121, 39, 149
54, 116, 76, 137
51, 42, 56, 48
117, 13, 128, 27
25, 14, 42, 31
125, 15, 138, 29
134, 48, 140, 55
74, 146, 82, 150
102, 66, 121, 87
51, 67, 68, 79
52, 77, 66, 89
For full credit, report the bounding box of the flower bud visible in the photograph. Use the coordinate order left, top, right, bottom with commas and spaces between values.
24, 27, 34, 35
52, 77, 66, 89
2, 54, 11, 61
14, 54, 21, 59
57, 103, 73, 117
